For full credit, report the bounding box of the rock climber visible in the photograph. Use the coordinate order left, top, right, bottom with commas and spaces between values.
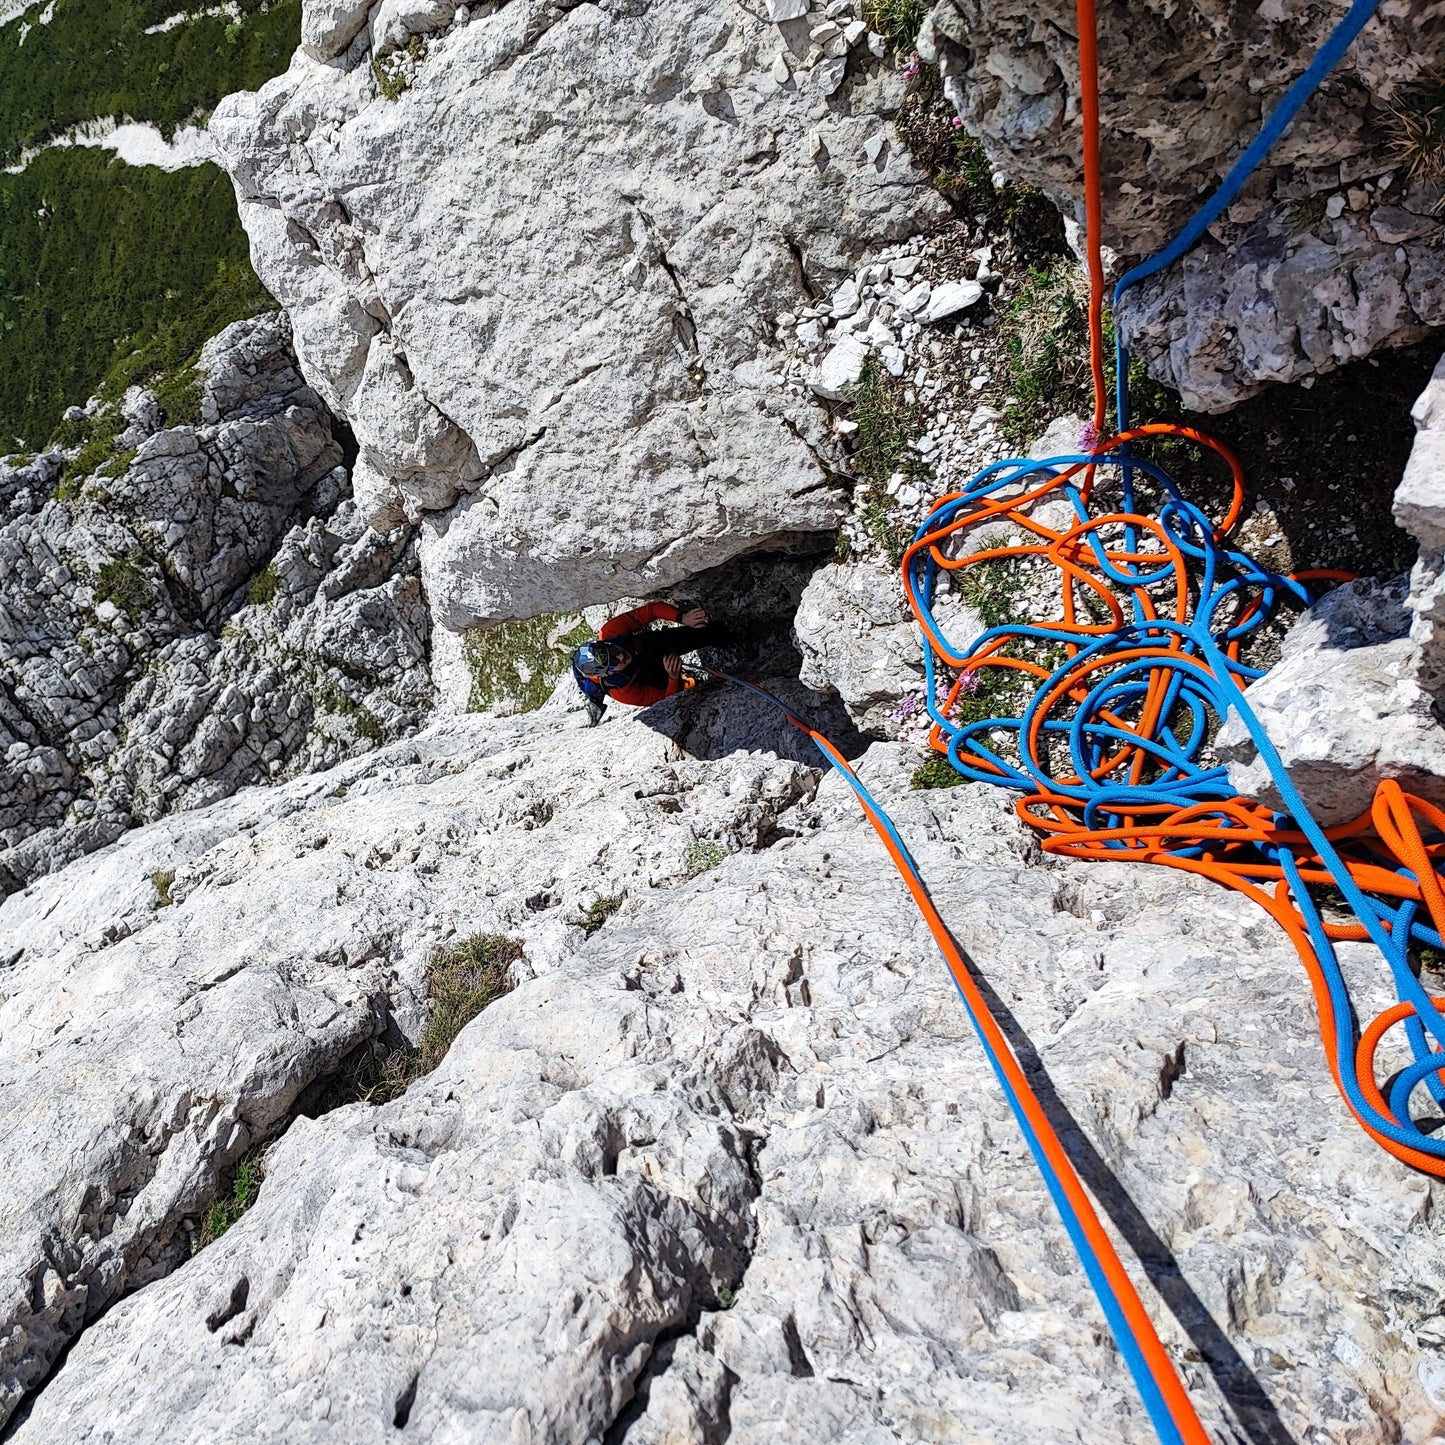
571, 601, 741, 725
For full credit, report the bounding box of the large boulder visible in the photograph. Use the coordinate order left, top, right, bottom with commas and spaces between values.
1216, 574, 1445, 825
919, 0, 1445, 409
794, 559, 924, 736
209, 0, 948, 630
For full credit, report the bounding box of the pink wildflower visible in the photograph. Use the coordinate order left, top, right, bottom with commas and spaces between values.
951, 117, 964, 130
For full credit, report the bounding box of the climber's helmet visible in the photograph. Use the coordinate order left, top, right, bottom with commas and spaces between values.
574, 641, 629, 680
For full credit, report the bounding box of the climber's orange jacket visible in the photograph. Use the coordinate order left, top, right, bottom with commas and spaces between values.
595, 601, 685, 707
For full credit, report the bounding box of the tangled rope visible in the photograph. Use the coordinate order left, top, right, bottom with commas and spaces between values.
713, 0, 1417, 1437
907, 0, 1445, 1179
905, 425, 1445, 1175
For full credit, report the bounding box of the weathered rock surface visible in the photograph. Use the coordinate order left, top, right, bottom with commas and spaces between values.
794, 558, 922, 735
1216, 574, 1445, 824
920, 0, 1445, 409
210, 0, 948, 629
4, 699, 1445, 1439
0, 316, 431, 894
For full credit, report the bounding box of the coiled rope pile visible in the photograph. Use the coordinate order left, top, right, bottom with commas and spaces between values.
908, 0, 1445, 1181
716, 0, 1439, 1438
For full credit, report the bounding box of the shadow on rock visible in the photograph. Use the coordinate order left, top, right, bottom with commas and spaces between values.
640, 667, 869, 767
631, 549, 871, 766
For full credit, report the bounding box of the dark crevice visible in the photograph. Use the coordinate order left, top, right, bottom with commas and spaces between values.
781, 1314, 814, 1377
481, 426, 547, 477
601, 1322, 741, 1445
1158, 1040, 1186, 1104
783, 234, 821, 299
633, 207, 688, 306
393, 1372, 419, 1429
205, 1275, 250, 1334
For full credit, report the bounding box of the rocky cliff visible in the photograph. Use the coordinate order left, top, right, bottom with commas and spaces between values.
0, 315, 431, 895
208, 0, 950, 633
6, 0, 1445, 1438
922, 0, 1445, 410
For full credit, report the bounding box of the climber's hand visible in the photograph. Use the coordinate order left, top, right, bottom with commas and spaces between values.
679, 607, 708, 628
663, 654, 684, 679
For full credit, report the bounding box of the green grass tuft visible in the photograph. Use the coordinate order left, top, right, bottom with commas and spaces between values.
934, 131, 1062, 244
1386, 68, 1445, 194
911, 751, 966, 790
418, 934, 521, 1072
685, 839, 729, 875
151, 867, 176, 908
195, 1148, 265, 1250
1284, 192, 1332, 230
1000, 265, 1094, 448
96, 555, 155, 622
463, 613, 592, 715
316, 680, 386, 743
373, 36, 427, 101
575, 894, 623, 937
862, 0, 929, 55
335, 934, 522, 1106
247, 564, 279, 608
846, 352, 929, 565
98, 447, 138, 480
960, 557, 1025, 631
998, 262, 1184, 448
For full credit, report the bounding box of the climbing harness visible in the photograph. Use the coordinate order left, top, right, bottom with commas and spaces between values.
709, 0, 1432, 1439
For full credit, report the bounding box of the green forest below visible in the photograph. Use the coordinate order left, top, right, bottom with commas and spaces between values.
0, 0, 300, 449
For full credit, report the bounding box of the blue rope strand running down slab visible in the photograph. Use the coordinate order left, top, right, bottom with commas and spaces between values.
1111, 0, 1384, 439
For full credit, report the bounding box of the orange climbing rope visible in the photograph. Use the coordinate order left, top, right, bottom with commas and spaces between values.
904, 0, 1445, 1185
712, 666, 1212, 1443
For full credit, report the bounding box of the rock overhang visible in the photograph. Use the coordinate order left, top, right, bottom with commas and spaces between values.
919, 0, 1445, 410
211, 0, 949, 630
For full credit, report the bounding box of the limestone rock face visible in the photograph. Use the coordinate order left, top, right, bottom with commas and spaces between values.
793, 558, 923, 736
0, 316, 431, 894
919, 0, 1445, 409
1216, 575, 1445, 824
209, 0, 948, 628
4, 706, 1445, 1439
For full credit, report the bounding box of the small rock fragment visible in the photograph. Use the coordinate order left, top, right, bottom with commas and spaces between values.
923, 280, 984, 324
812, 56, 848, 95
809, 336, 871, 399
831, 278, 861, 318
897, 281, 932, 316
